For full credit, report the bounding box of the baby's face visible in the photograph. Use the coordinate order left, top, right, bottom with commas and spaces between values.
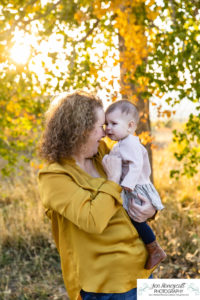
105, 108, 131, 141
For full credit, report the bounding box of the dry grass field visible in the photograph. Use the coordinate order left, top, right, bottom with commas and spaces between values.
152, 124, 200, 279
0, 123, 200, 299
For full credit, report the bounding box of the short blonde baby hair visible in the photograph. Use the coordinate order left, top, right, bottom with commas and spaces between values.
106, 100, 139, 125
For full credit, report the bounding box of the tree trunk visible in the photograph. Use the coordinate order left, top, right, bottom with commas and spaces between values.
135, 95, 153, 182
118, 34, 153, 181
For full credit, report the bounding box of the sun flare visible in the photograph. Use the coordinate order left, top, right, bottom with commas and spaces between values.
10, 43, 30, 64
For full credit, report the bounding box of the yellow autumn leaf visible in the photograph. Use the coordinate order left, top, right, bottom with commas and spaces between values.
138, 131, 154, 145
74, 10, 87, 24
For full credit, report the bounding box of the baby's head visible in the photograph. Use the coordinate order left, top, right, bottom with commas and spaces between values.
105, 100, 139, 141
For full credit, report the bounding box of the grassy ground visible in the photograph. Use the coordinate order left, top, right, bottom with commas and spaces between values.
0, 124, 200, 299
151, 127, 200, 279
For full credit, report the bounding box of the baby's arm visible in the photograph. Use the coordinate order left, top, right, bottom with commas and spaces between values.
120, 138, 143, 190
102, 154, 122, 184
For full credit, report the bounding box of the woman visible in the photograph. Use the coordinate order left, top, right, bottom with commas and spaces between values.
38, 91, 156, 300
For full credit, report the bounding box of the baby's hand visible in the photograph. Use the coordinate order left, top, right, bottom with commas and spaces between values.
102, 154, 122, 184
109, 148, 121, 158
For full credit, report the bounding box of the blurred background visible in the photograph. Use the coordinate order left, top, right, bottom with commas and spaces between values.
0, 0, 199, 299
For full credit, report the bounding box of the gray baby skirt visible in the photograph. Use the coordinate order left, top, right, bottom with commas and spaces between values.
121, 182, 164, 211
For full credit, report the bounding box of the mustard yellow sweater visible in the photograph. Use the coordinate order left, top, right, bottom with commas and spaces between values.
38, 141, 153, 300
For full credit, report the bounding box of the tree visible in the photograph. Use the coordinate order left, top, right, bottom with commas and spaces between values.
0, 0, 199, 184
149, 0, 200, 184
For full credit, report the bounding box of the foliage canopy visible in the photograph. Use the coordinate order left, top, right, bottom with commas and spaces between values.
0, 0, 199, 185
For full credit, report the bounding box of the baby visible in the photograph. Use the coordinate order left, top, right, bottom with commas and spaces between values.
104, 100, 166, 269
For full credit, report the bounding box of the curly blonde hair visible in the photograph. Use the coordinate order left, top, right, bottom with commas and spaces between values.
38, 91, 103, 163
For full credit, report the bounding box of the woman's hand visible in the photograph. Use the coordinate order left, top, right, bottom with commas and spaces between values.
102, 154, 122, 184
128, 194, 156, 222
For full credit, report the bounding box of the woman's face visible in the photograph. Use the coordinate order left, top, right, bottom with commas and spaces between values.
84, 107, 105, 158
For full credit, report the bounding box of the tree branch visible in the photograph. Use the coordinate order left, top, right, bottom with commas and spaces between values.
76, 19, 100, 43
0, 0, 38, 38
0, 0, 62, 39
22, 0, 62, 25
168, 0, 178, 26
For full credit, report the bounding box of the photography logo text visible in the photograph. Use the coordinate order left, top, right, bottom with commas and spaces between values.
137, 279, 200, 299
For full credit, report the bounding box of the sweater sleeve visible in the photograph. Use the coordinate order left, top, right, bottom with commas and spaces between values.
38, 172, 122, 234
120, 138, 143, 190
